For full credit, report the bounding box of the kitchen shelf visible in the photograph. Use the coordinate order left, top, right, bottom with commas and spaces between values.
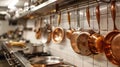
13, 0, 57, 20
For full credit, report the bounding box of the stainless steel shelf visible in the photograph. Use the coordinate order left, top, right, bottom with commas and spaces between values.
14, 0, 57, 20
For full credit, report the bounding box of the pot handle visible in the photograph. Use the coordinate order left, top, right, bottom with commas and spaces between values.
86, 7, 90, 27
96, 4, 100, 34
67, 11, 71, 29
111, 1, 117, 30
58, 12, 61, 26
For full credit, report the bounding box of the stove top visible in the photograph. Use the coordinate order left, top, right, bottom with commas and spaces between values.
18, 51, 51, 60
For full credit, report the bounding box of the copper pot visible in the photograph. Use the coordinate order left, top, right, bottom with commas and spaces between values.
52, 13, 65, 43
104, 1, 120, 65
74, 5, 103, 55
76, 32, 92, 55
46, 16, 52, 43
35, 28, 42, 39
88, 3, 104, 54
66, 11, 75, 39
35, 18, 42, 39
70, 29, 96, 55
89, 33, 104, 54
70, 32, 81, 54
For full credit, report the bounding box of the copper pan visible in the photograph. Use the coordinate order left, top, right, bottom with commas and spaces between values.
35, 28, 42, 39
52, 13, 65, 43
74, 6, 93, 55
35, 18, 42, 39
46, 16, 52, 43
88, 3, 104, 54
104, 1, 120, 65
66, 11, 75, 39
86, 7, 90, 27
76, 5, 104, 55
70, 10, 82, 54
70, 7, 92, 55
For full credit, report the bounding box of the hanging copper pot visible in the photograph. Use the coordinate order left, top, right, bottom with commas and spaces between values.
35, 18, 42, 39
76, 4, 104, 55
70, 8, 92, 55
46, 16, 52, 43
88, 3, 104, 54
52, 13, 65, 43
35, 28, 42, 39
66, 11, 75, 39
104, 1, 120, 65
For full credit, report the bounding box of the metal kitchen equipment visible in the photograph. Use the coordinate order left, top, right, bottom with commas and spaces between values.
66, 11, 75, 39
104, 0, 120, 65
52, 12, 65, 43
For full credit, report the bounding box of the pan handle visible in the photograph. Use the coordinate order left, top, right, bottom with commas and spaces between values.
86, 7, 90, 27
96, 4, 100, 34
58, 12, 61, 26
67, 11, 71, 29
111, 1, 117, 30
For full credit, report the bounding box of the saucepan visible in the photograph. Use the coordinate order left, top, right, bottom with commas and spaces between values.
52, 13, 65, 43
104, 1, 120, 65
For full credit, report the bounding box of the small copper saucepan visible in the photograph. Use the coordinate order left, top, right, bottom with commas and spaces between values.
52, 13, 65, 43
88, 3, 104, 54
46, 16, 52, 44
35, 18, 42, 39
104, 1, 120, 65
66, 11, 75, 39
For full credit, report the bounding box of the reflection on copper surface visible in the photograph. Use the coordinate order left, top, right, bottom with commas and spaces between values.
52, 27, 64, 43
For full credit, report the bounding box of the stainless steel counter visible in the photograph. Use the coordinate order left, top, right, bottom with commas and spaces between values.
1, 41, 76, 67
1, 42, 33, 67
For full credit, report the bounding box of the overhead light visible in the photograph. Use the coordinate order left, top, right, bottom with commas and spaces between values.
24, 2, 29, 7
8, 0, 19, 9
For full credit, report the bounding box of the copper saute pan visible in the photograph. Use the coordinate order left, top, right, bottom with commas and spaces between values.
52, 13, 65, 43
104, 1, 120, 65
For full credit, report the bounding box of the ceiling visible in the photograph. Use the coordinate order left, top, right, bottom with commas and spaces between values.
0, 0, 28, 11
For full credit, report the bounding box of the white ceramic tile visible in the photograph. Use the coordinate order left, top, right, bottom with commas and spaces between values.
21, 2, 120, 67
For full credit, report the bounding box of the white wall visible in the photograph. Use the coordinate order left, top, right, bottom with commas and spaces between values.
0, 20, 17, 35
0, 1, 118, 67
23, 2, 120, 67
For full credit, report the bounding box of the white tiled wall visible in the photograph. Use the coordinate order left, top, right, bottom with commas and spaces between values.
0, 3, 119, 67
0, 20, 17, 35
23, 2, 120, 67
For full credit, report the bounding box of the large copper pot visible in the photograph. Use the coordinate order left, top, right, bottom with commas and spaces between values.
52, 13, 65, 43
104, 1, 120, 65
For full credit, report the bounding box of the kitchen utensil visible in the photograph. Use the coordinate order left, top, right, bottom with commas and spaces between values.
104, 1, 120, 65
96, 3, 100, 34
35, 18, 42, 39
46, 15, 52, 43
66, 11, 75, 39
30, 56, 63, 66
88, 3, 104, 54
52, 13, 65, 43
75, 5, 92, 55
